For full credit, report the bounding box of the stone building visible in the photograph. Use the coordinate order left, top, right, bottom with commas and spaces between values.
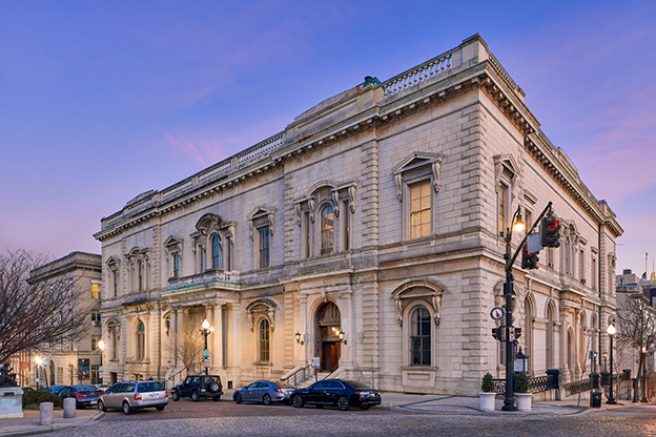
94, 35, 622, 395
27, 252, 103, 386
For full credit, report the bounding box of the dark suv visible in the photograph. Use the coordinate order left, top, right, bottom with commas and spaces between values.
172, 375, 223, 402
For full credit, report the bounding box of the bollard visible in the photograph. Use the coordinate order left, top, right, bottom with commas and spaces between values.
39, 402, 53, 426
63, 397, 77, 418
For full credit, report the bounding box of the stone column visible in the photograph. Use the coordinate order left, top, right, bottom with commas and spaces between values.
298, 294, 308, 366
559, 310, 571, 383
213, 304, 224, 371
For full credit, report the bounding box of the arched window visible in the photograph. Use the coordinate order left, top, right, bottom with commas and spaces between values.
137, 260, 143, 291
320, 205, 335, 255
136, 320, 145, 361
524, 297, 534, 374
259, 318, 270, 363
211, 233, 222, 269
410, 307, 431, 366
546, 302, 556, 369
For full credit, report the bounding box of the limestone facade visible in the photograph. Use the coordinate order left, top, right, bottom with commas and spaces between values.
95, 35, 622, 395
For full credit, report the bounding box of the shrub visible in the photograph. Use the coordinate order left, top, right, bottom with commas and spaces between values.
22, 391, 63, 409
481, 373, 495, 393
515, 373, 530, 393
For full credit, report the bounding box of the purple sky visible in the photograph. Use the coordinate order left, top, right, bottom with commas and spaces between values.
0, 1, 654, 274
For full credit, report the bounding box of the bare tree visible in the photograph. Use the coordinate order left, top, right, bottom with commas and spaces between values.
0, 250, 89, 364
616, 295, 656, 402
176, 327, 204, 373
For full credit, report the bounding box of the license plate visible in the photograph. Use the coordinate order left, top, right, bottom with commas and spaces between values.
90, 400, 97, 405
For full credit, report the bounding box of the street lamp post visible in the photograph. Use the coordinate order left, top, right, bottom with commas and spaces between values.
607, 323, 617, 404
33, 355, 46, 390
97, 339, 106, 386
200, 319, 213, 376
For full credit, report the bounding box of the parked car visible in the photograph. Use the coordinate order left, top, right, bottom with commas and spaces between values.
290, 379, 381, 411
98, 381, 168, 415
42, 385, 66, 395
233, 380, 294, 405
172, 375, 223, 402
21, 387, 34, 394
58, 385, 100, 409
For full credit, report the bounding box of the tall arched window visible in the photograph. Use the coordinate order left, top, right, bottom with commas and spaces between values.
320, 205, 335, 255
524, 297, 534, 374
136, 320, 145, 361
410, 307, 431, 366
259, 318, 270, 363
546, 302, 556, 369
211, 233, 222, 269
137, 260, 143, 291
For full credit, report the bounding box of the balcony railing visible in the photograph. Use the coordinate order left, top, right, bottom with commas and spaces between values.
165, 269, 240, 294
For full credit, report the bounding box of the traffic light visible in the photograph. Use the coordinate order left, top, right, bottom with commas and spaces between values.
521, 246, 539, 269
541, 215, 561, 248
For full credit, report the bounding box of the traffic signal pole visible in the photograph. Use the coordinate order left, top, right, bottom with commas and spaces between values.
502, 201, 553, 412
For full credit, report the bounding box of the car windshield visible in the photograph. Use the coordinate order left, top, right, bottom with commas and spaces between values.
138, 382, 164, 392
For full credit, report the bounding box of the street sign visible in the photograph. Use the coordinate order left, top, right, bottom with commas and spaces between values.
527, 233, 543, 254
490, 307, 505, 321
204, 359, 210, 368
98, 366, 104, 374
202, 349, 210, 360
311, 357, 320, 369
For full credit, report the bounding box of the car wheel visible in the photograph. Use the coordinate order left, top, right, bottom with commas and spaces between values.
337, 396, 349, 411
292, 395, 304, 408
122, 401, 132, 415
209, 382, 220, 392
172, 390, 180, 401
234, 393, 242, 404
156, 405, 165, 411
262, 394, 272, 406
213, 395, 221, 402
191, 390, 200, 402
98, 400, 107, 412
360, 404, 371, 411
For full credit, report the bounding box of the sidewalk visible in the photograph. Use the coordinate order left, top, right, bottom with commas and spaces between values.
381, 392, 596, 416
0, 409, 98, 436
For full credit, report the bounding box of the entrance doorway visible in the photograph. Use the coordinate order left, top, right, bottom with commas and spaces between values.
315, 302, 341, 372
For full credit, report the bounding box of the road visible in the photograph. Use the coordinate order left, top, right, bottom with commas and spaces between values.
50, 399, 656, 437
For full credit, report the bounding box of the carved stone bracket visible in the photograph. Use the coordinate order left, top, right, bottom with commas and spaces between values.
391, 280, 445, 327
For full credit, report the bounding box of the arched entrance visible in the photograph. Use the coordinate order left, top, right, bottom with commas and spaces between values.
315, 302, 341, 372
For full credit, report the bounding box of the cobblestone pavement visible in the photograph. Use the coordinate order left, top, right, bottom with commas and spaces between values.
48, 404, 656, 437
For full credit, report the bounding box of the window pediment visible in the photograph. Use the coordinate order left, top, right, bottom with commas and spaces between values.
247, 206, 275, 239
393, 152, 444, 201
195, 213, 223, 234
392, 280, 445, 326
246, 298, 277, 331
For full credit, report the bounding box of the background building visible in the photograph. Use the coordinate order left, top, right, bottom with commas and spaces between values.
27, 252, 102, 387
95, 35, 622, 395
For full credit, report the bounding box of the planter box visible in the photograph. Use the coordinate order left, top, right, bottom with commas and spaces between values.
479, 392, 496, 412
514, 392, 533, 412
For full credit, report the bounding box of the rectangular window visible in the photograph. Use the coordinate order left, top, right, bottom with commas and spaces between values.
172, 253, 181, 278
91, 335, 101, 351
91, 311, 101, 326
409, 181, 431, 239
591, 255, 597, 290
91, 283, 100, 300
259, 226, 270, 268
580, 249, 585, 282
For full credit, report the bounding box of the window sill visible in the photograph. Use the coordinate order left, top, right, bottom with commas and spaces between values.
253, 361, 272, 367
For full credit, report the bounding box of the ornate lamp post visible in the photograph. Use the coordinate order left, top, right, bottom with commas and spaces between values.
607, 323, 617, 404
97, 339, 106, 385
501, 206, 526, 411
200, 319, 213, 376
33, 355, 45, 390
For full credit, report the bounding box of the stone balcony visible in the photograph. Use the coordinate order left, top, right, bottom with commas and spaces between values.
164, 269, 241, 296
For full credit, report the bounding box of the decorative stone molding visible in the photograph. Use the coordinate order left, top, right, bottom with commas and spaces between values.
247, 206, 275, 239
392, 279, 445, 326
245, 298, 277, 331
393, 152, 445, 202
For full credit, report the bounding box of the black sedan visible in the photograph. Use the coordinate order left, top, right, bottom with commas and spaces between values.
57, 385, 100, 409
290, 379, 381, 411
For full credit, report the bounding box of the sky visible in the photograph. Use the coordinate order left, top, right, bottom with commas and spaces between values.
0, 0, 654, 274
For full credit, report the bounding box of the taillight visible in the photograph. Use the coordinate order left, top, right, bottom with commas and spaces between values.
274, 387, 283, 393
134, 393, 142, 401
74, 393, 85, 398
165, 391, 170, 398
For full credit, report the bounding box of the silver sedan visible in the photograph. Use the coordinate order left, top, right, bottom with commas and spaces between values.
232, 380, 294, 405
